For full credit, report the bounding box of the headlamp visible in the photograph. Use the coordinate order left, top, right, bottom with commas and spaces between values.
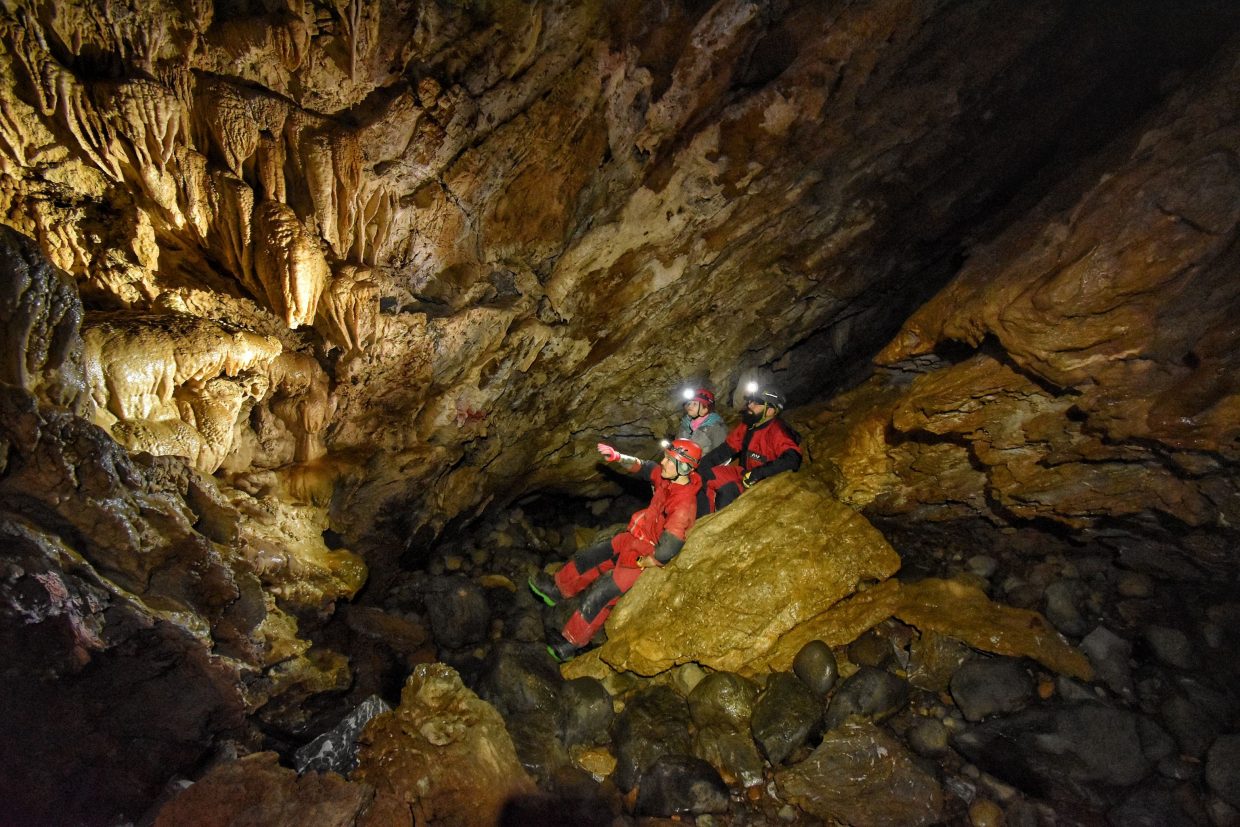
681, 387, 695, 401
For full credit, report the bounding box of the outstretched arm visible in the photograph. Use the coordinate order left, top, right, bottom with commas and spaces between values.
597, 442, 642, 474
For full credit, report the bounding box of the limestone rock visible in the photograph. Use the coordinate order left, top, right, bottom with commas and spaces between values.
353, 664, 536, 827
777, 721, 944, 827
566, 474, 901, 678
0, 225, 87, 412
153, 752, 409, 827
294, 695, 393, 776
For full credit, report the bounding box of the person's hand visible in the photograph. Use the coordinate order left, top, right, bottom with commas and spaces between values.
597, 443, 621, 462
637, 556, 659, 569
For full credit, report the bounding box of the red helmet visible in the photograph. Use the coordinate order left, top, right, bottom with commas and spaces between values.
681, 387, 715, 409
664, 438, 703, 470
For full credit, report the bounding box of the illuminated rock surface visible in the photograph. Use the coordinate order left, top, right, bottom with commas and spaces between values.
0, 0, 1238, 823
352, 664, 536, 827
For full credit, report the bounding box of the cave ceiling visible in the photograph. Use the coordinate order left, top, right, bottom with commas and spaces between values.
2, 0, 1240, 569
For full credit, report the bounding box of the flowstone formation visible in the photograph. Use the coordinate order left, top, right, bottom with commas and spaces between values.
0, 226, 363, 823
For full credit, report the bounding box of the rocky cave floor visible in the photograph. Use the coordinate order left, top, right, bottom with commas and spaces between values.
241, 480, 1240, 827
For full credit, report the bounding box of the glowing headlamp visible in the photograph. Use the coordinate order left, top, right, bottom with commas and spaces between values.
681, 387, 695, 401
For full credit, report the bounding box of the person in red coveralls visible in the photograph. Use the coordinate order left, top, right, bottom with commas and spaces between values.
697, 381, 801, 516
528, 438, 703, 661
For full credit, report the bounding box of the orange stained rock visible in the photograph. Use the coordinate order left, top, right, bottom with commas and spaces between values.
354, 664, 535, 827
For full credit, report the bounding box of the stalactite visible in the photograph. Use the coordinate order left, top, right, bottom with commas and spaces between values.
268, 351, 335, 463
315, 263, 379, 355
253, 200, 330, 328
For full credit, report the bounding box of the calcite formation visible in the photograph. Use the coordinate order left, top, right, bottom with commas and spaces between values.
5, 0, 1232, 565
1, 0, 1240, 822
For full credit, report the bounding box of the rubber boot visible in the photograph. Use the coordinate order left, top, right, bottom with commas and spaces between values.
528, 571, 563, 607
546, 633, 579, 662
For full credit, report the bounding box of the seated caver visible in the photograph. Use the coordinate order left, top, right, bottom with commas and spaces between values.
697, 382, 801, 516
676, 386, 729, 455
529, 438, 703, 661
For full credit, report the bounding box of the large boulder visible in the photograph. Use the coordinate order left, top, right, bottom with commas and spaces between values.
565, 474, 901, 678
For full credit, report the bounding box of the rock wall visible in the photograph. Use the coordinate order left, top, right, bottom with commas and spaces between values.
4, 1, 1235, 574
0, 226, 360, 823
807, 39, 1240, 577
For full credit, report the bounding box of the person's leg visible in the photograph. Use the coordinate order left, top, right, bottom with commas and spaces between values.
530, 536, 619, 606
552, 555, 645, 660
700, 466, 743, 515
560, 572, 623, 648
696, 464, 717, 516
714, 481, 742, 510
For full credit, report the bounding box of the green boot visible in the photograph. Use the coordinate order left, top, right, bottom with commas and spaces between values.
528, 571, 563, 607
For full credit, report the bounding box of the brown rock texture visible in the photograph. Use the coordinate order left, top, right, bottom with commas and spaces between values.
805, 38, 1240, 574
567, 474, 900, 678
777, 721, 944, 827
152, 752, 411, 827
353, 663, 536, 827
1, 0, 1240, 822
4, 1, 1233, 575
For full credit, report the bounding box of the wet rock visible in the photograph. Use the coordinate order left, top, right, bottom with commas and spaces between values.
1157, 754, 1200, 780
849, 628, 899, 669
751, 672, 823, 765
558, 677, 613, 747
1160, 681, 1230, 759
1079, 626, 1135, 699
1116, 571, 1154, 598
953, 702, 1152, 801
425, 575, 490, 650
949, 657, 1034, 721
474, 640, 563, 717
353, 664, 535, 826
1107, 783, 1188, 827
293, 695, 392, 775
611, 686, 693, 792
507, 610, 544, 643
1043, 579, 1089, 637
692, 723, 766, 788
793, 639, 839, 696
966, 555, 998, 580
824, 666, 910, 731
908, 631, 972, 692
635, 755, 729, 817
1206, 734, 1240, 808
152, 752, 406, 827
907, 717, 951, 757
1142, 624, 1196, 669
663, 662, 709, 697
1137, 715, 1177, 764
969, 798, 1004, 827
777, 721, 943, 827
569, 744, 617, 781
688, 671, 760, 729
506, 709, 571, 783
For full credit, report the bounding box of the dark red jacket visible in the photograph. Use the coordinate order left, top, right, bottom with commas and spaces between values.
626, 462, 702, 544
715, 418, 802, 482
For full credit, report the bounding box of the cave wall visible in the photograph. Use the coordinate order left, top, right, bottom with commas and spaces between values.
3, 2, 1240, 820
3, 0, 1237, 571
805, 38, 1240, 577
